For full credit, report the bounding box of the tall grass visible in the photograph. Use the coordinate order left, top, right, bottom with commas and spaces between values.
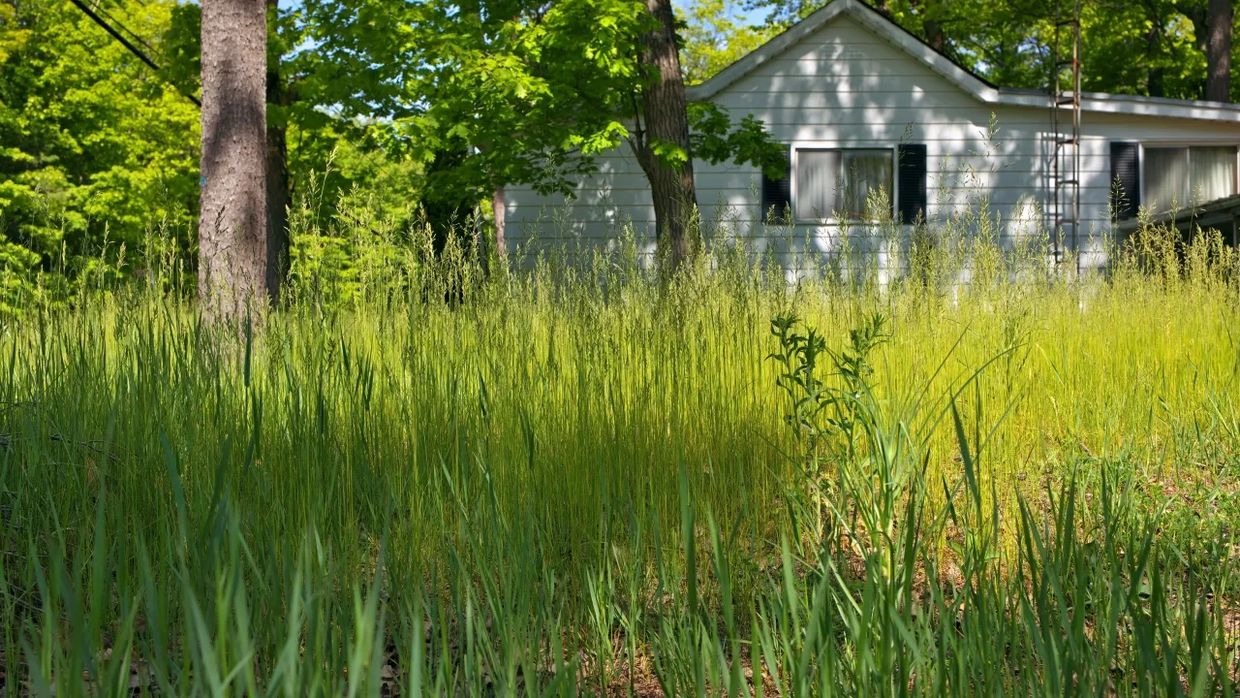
0, 214, 1238, 695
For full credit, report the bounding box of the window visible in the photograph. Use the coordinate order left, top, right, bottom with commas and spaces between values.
761, 145, 924, 225
793, 148, 893, 221
1143, 146, 1237, 212
1110, 142, 1140, 220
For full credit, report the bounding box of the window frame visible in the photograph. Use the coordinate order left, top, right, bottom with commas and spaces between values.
790, 145, 898, 224
1138, 142, 1240, 213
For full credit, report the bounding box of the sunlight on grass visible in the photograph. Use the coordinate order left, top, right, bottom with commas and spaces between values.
1, 217, 1238, 694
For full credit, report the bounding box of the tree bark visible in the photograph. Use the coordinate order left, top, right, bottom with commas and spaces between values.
1179, 0, 1233, 101
634, 0, 698, 273
199, 0, 272, 319
923, 19, 947, 53
266, 0, 289, 304
906, 0, 947, 54
1145, 16, 1166, 97
1203, 0, 1232, 101
265, 93, 289, 302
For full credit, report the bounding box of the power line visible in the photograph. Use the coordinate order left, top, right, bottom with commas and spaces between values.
65, 0, 201, 107
91, 0, 160, 56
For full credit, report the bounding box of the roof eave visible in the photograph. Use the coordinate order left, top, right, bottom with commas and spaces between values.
992, 89, 1240, 121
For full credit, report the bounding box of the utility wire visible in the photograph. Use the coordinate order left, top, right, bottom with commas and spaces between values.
65, 0, 202, 107
91, 0, 160, 55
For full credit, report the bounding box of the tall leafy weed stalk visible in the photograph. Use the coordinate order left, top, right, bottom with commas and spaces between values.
767, 310, 959, 617
768, 312, 903, 561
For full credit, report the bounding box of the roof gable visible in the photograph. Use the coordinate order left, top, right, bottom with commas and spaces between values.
688, 0, 998, 102
687, 0, 1240, 123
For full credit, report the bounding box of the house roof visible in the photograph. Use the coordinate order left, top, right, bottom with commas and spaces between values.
686, 0, 1240, 124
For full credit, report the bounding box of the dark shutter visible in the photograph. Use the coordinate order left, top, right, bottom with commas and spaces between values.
897, 144, 927, 224
761, 148, 792, 223
1110, 142, 1140, 220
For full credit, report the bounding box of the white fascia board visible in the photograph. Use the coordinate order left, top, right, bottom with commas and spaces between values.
991, 89, 1240, 122
1077, 93, 1240, 122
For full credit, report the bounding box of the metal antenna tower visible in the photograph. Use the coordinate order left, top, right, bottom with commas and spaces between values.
1049, 0, 1082, 272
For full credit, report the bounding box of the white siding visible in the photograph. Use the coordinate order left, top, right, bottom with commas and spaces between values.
505, 13, 1240, 274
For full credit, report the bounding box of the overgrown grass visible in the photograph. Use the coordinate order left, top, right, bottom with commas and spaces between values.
1, 216, 1238, 695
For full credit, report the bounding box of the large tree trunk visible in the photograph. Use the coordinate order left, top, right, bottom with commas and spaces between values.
1179, 0, 1233, 101
1203, 0, 1232, 101
1145, 18, 1166, 97
199, 0, 272, 319
634, 0, 698, 272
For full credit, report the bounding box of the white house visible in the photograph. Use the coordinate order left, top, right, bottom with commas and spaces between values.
504, 0, 1240, 274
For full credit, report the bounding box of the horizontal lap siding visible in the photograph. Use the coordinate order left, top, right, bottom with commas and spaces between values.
505, 13, 1239, 271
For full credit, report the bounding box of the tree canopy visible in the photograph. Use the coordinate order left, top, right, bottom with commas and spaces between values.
0, 0, 198, 310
